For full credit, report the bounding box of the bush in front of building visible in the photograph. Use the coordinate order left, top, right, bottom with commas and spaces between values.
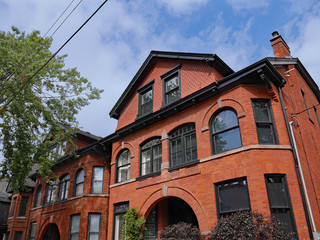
209, 211, 296, 240
122, 208, 146, 240
160, 222, 203, 240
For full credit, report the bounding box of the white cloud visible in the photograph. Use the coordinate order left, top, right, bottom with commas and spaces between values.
158, 0, 208, 15
225, 0, 269, 11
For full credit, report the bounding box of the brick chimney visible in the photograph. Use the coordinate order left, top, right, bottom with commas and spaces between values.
270, 31, 291, 58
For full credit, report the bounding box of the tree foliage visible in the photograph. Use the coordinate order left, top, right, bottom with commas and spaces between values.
0, 27, 103, 191
122, 208, 145, 240
160, 222, 203, 240
209, 211, 296, 240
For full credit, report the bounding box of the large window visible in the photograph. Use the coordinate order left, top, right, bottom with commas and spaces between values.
33, 185, 42, 207
29, 222, 37, 240
74, 169, 84, 196
14, 232, 22, 240
10, 197, 17, 217
169, 124, 198, 168
252, 100, 278, 144
45, 180, 56, 205
162, 65, 181, 105
138, 81, 154, 116
144, 206, 158, 240
265, 175, 297, 234
140, 138, 162, 176
116, 150, 131, 183
91, 167, 104, 194
58, 174, 70, 201
18, 196, 29, 217
69, 214, 80, 240
215, 178, 251, 218
210, 109, 242, 154
87, 213, 101, 240
113, 202, 129, 240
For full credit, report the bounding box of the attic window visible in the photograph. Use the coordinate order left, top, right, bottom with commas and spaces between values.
138, 80, 154, 117
49, 140, 67, 159
161, 65, 181, 106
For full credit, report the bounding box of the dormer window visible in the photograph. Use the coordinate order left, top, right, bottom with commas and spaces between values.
49, 140, 67, 160
138, 80, 154, 117
162, 65, 181, 106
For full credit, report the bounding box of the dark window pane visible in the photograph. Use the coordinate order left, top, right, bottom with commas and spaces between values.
218, 179, 250, 214
18, 196, 29, 216
145, 206, 157, 240
14, 231, 22, 240
141, 100, 153, 115
34, 186, 42, 207
257, 125, 274, 144
266, 176, 288, 207
271, 208, 295, 233
214, 128, 242, 153
253, 101, 270, 122
212, 110, 239, 133
29, 222, 37, 240
10, 198, 16, 217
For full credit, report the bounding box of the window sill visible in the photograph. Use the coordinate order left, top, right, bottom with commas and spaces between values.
136, 171, 161, 181
168, 159, 199, 172
110, 178, 136, 188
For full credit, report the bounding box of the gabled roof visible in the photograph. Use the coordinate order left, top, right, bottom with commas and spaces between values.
109, 51, 234, 119
268, 57, 320, 102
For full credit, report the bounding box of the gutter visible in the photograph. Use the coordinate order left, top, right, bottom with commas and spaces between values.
278, 86, 314, 239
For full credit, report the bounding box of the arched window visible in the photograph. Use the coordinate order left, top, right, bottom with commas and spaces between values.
169, 123, 198, 168
58, 174, 70, 201
33, 185, 42, 207
116, 150, 130, 183
74, 169, 84, 196
210, 109, 242, 154
45, 180, 56, 205
140, 138, 162, 176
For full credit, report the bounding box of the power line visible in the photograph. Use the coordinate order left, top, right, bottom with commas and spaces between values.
0, 0, 109, 112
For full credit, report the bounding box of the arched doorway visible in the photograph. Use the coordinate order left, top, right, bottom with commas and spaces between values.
42, 223, 60, 240
144, 197, 199, 240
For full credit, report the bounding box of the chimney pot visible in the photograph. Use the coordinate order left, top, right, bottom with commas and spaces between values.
272, 31, 279, 37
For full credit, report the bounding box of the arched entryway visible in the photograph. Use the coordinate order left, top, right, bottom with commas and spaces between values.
42, 223, 60, 240
144, 197, 199, 240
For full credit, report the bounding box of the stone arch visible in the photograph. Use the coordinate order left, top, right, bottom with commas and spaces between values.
38, 217, 61, 240
112, 142, 135, 163
140, 185, 209, 232
202, 98, 246, 130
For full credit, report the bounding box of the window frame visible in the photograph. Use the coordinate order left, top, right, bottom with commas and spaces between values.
74, 169, 84, 197
87, 213, 101, 240
252, 99, 278, 144
113, 202, 129, 240
215, 177, 251, 218
169, 123, 198, 170
18, 196, 29, 217
10, 197, 17, 217
301, 90, 310, 117
265, 174, 297, 235
13, 231, 22, 240
49, 140, 67, 159
58, 174, 70, 201
161, 64, 181, 106
91, 166, 104, 194
69, 214, 80, 240
116, 150, 131, 183
137, 80, 154, 117
44, 180, 56, 205
33, 185, 42, 208
139, 138, 162, 178
210, 108, 242, 154
29, 222, 37, 240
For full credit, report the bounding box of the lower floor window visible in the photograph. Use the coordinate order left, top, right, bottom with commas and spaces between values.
215, 177, 250, 218
14, 231, 22, 240
29, 222, 37, 240
87, 213, 101, 240
144, 206, 158, 240
69, 214, 80, 240
113, 202, 129, 240
265, 175, 297, 234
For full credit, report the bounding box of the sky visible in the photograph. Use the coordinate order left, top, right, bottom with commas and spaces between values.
0, 0, 319, 138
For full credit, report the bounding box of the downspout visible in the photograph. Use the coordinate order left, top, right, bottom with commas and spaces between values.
289, 120, 317, 233
278, 85, 314, 239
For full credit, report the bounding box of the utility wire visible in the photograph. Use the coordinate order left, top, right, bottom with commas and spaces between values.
291, 103, 320, 116
0, 0, 109, 113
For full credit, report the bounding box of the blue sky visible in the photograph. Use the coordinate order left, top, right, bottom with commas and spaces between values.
0, 0, 319, 137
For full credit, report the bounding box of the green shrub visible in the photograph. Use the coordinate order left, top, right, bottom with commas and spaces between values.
160, 222, 202, 240
122, 208, 146, 240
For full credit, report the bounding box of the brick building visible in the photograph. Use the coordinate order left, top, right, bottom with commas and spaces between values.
5, 33, 320, 239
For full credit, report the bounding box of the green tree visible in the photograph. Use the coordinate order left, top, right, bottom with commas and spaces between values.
0, 27, 103, 191
122, 208, 145, 240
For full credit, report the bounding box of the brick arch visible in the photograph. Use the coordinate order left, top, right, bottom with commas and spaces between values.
202, 98, 246, 129
112, 142, 135, 161
167, 122, 196, 135
140, 185, 209, 232
38, 217, 62, 240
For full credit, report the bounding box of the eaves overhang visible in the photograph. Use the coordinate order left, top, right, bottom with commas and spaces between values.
268, 57, 320, 102
109, 51, 234, 119
101, 58, 284, 144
